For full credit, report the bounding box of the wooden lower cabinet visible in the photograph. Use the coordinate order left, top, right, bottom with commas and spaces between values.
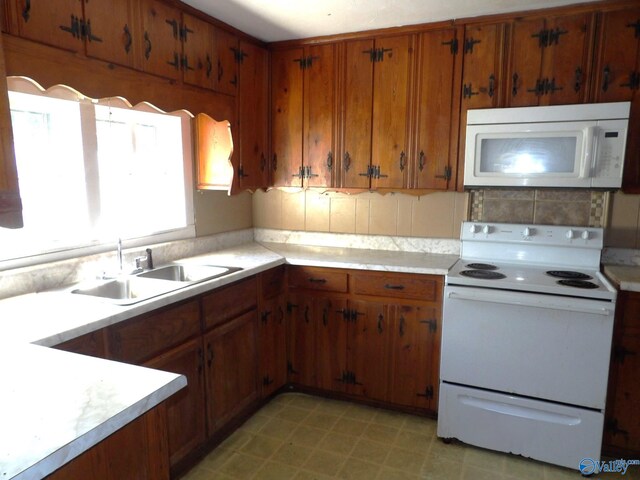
144, 338, 206, 467
287, 292, 317, 387
47, 403, 169, 480
204, 309, 259, 433
259, 294, 287, 397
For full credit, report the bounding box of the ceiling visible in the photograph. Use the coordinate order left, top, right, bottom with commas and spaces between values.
180, 0, 602, 42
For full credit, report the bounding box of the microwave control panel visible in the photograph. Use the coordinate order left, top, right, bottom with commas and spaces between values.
592, 119, 627, 188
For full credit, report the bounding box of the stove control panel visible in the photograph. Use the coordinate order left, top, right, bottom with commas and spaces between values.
461, 222, 603, 248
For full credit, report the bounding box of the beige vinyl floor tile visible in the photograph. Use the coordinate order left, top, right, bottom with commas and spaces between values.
181, 393, 597, 480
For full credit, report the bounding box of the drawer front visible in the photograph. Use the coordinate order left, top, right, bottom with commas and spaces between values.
108, 299, 201, 364
260, 266, 286, 299
202, 276, 258, 330
288, 266, 348, 292
351, 273, 439, 301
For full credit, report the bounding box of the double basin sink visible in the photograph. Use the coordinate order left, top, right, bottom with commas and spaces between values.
71, 264, 242, 305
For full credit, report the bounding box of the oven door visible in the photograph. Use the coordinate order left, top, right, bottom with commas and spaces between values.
440, 285, 615, 409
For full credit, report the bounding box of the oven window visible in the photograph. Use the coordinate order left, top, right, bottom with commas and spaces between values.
479, 137, 577, 174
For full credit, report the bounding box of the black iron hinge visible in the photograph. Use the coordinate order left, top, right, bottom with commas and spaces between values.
435, 165, 452, 181
417, 385, 434, 399
293, 55, 318, 70
532, 29, 550, 48
286, 302, 298, 314
621, 71, 640, 91
464, 37, 481, 54
627, 19, 640, 39
233, 48, 248, 64
462, 83, 479, 99
605, 418, 629, 437
287, 361, 299, 375
442, 38, 458, 55
548, 28, 568, 46
420, 319, 437, 333
263, 376, 274, 386
613, 345, 637, 364
363, 47, 392, 63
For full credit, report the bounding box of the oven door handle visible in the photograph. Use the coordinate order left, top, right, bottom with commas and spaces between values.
447, 291, 612, 316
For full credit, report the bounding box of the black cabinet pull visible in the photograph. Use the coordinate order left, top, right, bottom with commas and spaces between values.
260, 153, 266, 172
602, 66, 610, 92
384, 284, 405, 290
22, 0, 31, 22
207, 344, 214, 367
399, 151, 406, 171
308, 277, 327, 284
488, 74, 495, 98
123, 24, 132, 54
144, 31, 152, 59
197, 347, 204, 374
573, 68, 582, 93
512, 73, 519, 96
327, 151, 333, 170
343, 152, 351, 172
418, 150, 426, 171
261, 310, 271, 324
205, 54, 212, 78
272, 153, 278, 171
230, 74, 238, 87
377, 314, 384, 334
217, 59, 223, 82
399, 316, 405, 337
304, 305, 310, 323
322, 308, 328, 327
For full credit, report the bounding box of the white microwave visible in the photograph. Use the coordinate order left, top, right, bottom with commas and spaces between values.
464, 102, 630, 189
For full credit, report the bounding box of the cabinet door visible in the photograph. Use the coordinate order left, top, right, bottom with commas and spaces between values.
238, 41, 269, 189
83, 0, 136, 68
508, 17, 545, 107
315, 296, 348, 392
304, 43, 336, 187
348, 299, 390, 402
271, 48, 303, 187
145, 338, 206, 467
593, 7, 640, 192
286, 293, 316, 386
259, 295, 287, 398
342, 39, 374, 188
388, 304, 440, 411
414, 28, 461, 189
215, 28, 239, 95
182, 13, 214, 89
138, 0, 182, 80
12, 0, 84, 52
457, 23, 506, 191
204, 310, 259, 433
371, 35, 413, 189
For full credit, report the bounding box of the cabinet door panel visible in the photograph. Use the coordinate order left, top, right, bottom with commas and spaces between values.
202, 276, 257, 330
315, 296, 348, 392
414, 28, 460, 189
371, 35, 412, 189
286, 293, 316, 386
238, 42, 269, 189
205, 310, 258, 432
215, 28, 239, 95
305, 43, 336, 187
259, 296, 287, 397
182, 13, 214, 89
508, 17, 545, 107
13, 0, 84, 52
342, 39, 374, 188
348, 300, 390, 401
84, 0, 136, 68
271, 48, 303, 187
138, 0, 181, 80
145, 338, 206, 467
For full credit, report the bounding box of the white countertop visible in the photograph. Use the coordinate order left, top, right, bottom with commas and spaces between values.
0, 240, 456, 479
603, 264, 640, 293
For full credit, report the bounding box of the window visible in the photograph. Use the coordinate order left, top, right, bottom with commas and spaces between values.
0, 79, 194, 268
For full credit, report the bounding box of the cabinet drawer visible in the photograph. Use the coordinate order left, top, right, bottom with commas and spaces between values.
202, 276, 258, 330
351, 273, 439, 301
288, 266, 348, 292
260, 266, 286, 299
108, 299, 201, 364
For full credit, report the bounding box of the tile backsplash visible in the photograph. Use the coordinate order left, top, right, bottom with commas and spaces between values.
469, 189, 607, 228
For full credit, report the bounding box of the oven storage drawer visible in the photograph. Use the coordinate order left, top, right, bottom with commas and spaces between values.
441, 286, 615, 409
437, 383, 604, 470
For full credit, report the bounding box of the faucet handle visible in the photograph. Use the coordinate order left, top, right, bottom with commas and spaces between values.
145, 248, 154, 269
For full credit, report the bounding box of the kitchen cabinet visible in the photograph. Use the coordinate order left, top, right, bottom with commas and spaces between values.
342, 35, 414, 190
204, 310, 259, 432
313, 295, 348, 391
138, 0, 182, 80
604, 290, 640, 456
456, 22, 507, 191
144, 338, 206, 467
47, 403, 170, 480
181, 13, 214, 89
286, 292, 317, 386
593, 5, 640, 193
0, 32, 22, 229
202, 276, 257, 329
215, 28, 239, 96
236, 41, 269, 190
412, 27, 463, 190
82, 0, 137, 68
271, 44, 336, 187
258, 266, 287, 397
507, 12, 594, 107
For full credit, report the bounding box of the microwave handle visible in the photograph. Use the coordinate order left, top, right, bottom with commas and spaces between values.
580, 126, 598, 179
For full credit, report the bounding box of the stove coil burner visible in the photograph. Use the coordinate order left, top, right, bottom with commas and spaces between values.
557, 279, 599, 289
460, 270, 506, 280
465, 263, 498, 270
547, 270, 593, 280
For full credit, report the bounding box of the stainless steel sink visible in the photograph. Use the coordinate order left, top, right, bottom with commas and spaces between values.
137, 264, 241, 283
71, 277, 187, 305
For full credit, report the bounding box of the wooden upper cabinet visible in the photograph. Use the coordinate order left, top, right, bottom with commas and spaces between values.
507, 12, 594, 107
304, 43, 337, 187
181, 13, 214, 89
138, 0, 182, 80
457, 22, 507, 191
83, 0, 137, 68
0, 33, 22, 228
413, 27, 462, 190
215, 28, 239, 95
237, 41, 269, 190
370, 34, 414, 189
342, 39, 374, 189
9, 0, 84, 52
593, 6, 640, 192
271, 47, 304, 187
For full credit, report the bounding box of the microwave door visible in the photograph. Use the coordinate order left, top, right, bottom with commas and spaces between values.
464, 122, 593, 187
